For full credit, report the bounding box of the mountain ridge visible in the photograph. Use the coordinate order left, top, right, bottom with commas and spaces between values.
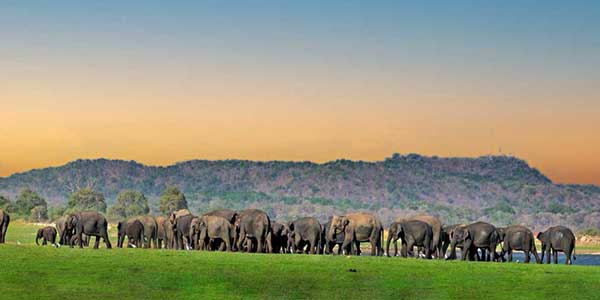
1, 154, 598, 230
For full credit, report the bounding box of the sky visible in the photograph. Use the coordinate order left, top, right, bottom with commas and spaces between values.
1, 1, 600, 184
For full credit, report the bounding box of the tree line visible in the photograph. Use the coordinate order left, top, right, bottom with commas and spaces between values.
0, 186, 188, 222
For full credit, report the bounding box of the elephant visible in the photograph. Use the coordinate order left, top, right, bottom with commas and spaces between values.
169, 209, 192, 249
235, 209, 272, 253
270, 222, 289, 254
329, 213, 384, 256
497, 225, 540, 263
204, 209, 238, 225
134, 215, 158, 249
398, 215, 443, 258
288, 217, 322, 254
0, 209, 9, 243
386, 220, 433, 258
449, 221, 499, 261
36, 226, 57, 246
190, 215, 235, 251
55, 215, 70, 245
321, 220, 351, 255
173, 214, 195, 250
61, 211, 112, 249
117, 219, 145, 248
441, 224, 464, 259
155, 216, 169, 249
537, 226, 576, 265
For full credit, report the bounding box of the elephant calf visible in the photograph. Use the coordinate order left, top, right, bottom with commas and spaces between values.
36, 226, 58, 246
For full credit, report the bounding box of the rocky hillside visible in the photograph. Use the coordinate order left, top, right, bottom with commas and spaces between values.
1, 154, 599, 230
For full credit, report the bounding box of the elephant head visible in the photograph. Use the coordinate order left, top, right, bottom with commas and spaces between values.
447, 225, 469, 260
328, 215, 349, 243
536, 231, 548, 251
59, 214, 78, 245
188, 217, 202, 250
496, 227, 506, 243
35, 228, 44, 245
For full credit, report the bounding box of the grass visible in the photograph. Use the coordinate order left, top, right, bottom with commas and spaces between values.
1, 221, 599, 300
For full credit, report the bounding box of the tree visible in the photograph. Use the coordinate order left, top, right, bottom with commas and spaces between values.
15, 188, 47, 215
68, 189, 107, 212
159, 186, 187, 215
108, 190, 149, 219
0, 195, 10, 210
29, 205, 48, 222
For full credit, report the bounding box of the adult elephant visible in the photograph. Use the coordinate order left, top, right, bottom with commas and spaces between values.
173, 214, 195, 250
36, 226, 57, 246
0, 209, 10, 243
329, 213, 383, 256
537, 226, 576, 265
190, 215, 235, 251
386, 220, 433, 258
398, 215, 443, 258
288, 217, 321, 254
498, 225, 540, 263
156, 216, 169, 249
61, 211, 112, 249
235, 209, 272, 253
270, 222, 289, 254
55, 215, 70, 245
169, 209, 192, 249
449, 221, 499, 261
135, 215, 158, 249
204, 209, 237, 225
117, 219, 144, 248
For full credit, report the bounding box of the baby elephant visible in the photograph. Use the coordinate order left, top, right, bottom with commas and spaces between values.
36, 226, 58, 246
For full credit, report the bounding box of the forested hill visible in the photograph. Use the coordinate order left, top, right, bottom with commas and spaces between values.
1, 154, 599, 230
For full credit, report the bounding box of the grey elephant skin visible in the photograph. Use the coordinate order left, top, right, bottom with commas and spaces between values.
288, 217, 322, 254
497, 225, 540, 263
449, 221, 500, 261
0, 209, 9, 243
329, 213, 384, 256
270, 222, 289, 253
190, 215, 235, 251
537, 226, 576, 265
387, 220, 433, 258
117, 219, 145, 248
235, 209, 272, 253
36, 226, 57, 246
61, 211, 112, 249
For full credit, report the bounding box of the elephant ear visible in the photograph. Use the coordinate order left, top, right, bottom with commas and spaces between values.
342, 218, 350, 227
536, 232, 543, 241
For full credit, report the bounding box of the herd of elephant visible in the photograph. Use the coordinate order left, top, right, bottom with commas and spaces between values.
0, 208, 577, 265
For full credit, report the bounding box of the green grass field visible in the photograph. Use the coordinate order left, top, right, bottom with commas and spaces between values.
1, 221, 599, 300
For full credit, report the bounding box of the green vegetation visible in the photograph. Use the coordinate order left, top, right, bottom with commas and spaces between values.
68, 189, 107, 213
13, 188, 48, 221
1, 221, 600, 300
159, 186, 188, 214
108, 189, 149, 219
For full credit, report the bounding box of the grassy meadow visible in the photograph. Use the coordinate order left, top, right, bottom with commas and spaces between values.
0, 221, 599, 300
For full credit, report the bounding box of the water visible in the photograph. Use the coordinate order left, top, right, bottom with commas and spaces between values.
501, 252, 600, 266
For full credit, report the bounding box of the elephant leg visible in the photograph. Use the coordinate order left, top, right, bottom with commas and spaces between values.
532, 247, 541, 264
370, 237, 377, 256
508, 249, 513, 262
76, 230, 84, 249
566, 249, 573, 265
94, 236, 100, 249
393, 238, 399, 257
341, 238, 352, 256
524, 250, 530, 263
103, 231, 112, 249
553, 250, 558, 264
545, 248, 551, 264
